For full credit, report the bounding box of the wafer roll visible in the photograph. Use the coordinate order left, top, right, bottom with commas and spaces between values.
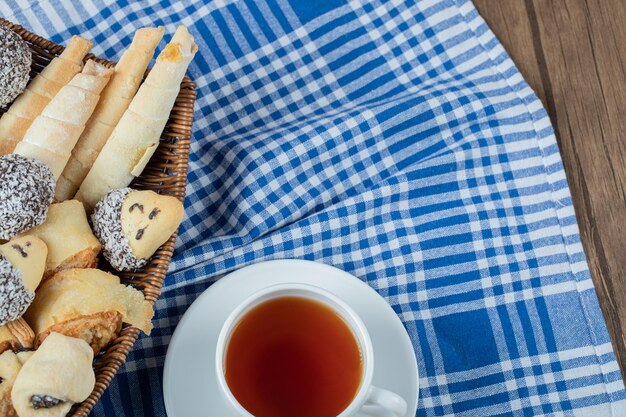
75, 26, 197, 211
14, 60, 113, 179
56, 27, 164, 201
0, 36, 92, 155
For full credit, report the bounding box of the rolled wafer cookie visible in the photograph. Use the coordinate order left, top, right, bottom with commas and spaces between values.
75, 26, 197, 212
0, 36, 92, 155
14, 60, 113, 179
56, 27, 164, 201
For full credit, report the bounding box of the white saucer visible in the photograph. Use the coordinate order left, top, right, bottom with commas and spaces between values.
163, 260, 419, 416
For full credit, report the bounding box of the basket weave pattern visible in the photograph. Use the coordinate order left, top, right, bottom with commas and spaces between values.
0, 18, 196, 416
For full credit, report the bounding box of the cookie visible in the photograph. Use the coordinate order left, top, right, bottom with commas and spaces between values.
0, 25, 31, 107
24, 268, 153, 353
0, 318, 35, 354
91, 188, 184, 271
24, 200, 100, 279
0, 236, 47, 291
0, 154, 55, 240
11, 332, 95, 417
0, 350, 21, 417
0, 236, 47, 326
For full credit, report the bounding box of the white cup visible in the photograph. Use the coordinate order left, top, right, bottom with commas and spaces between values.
215, 283, 408, 417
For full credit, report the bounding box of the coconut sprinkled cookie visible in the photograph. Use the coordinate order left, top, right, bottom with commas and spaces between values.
91, 188, 184, 271
0, 26, 31, 107
0, 154, 55, 240
0, 236, 47, 326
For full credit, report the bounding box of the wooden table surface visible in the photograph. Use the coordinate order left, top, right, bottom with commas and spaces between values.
473, 0, 626, 382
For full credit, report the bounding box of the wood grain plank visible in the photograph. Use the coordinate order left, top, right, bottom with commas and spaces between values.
475, 0, 626, 381
472, 0, 547, 103
530, 0, 626, 380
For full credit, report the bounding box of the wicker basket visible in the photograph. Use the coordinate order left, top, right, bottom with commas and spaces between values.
0, 18, 196, 416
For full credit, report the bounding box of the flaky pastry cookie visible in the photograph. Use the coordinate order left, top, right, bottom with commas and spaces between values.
22, 200, 100, 279
24, 268, 153, 353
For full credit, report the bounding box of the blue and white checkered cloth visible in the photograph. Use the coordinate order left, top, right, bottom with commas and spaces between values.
4, 0, 626, 415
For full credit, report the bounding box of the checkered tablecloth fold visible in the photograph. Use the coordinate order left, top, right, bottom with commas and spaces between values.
5, 0, 626, 415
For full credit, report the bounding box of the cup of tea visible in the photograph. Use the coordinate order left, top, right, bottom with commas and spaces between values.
215, 283, 408, 417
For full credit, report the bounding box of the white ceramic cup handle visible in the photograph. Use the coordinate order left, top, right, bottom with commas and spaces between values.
359, 385, 407, 417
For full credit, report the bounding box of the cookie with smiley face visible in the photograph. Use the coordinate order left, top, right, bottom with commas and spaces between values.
0, 235, 47, 326
91, 188, 184, 271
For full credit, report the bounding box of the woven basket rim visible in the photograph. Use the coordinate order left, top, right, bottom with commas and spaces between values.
0, 18, 196, 416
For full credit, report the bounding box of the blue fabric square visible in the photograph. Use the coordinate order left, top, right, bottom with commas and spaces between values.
433, 310, 500, 373
545, 292, 594, 350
